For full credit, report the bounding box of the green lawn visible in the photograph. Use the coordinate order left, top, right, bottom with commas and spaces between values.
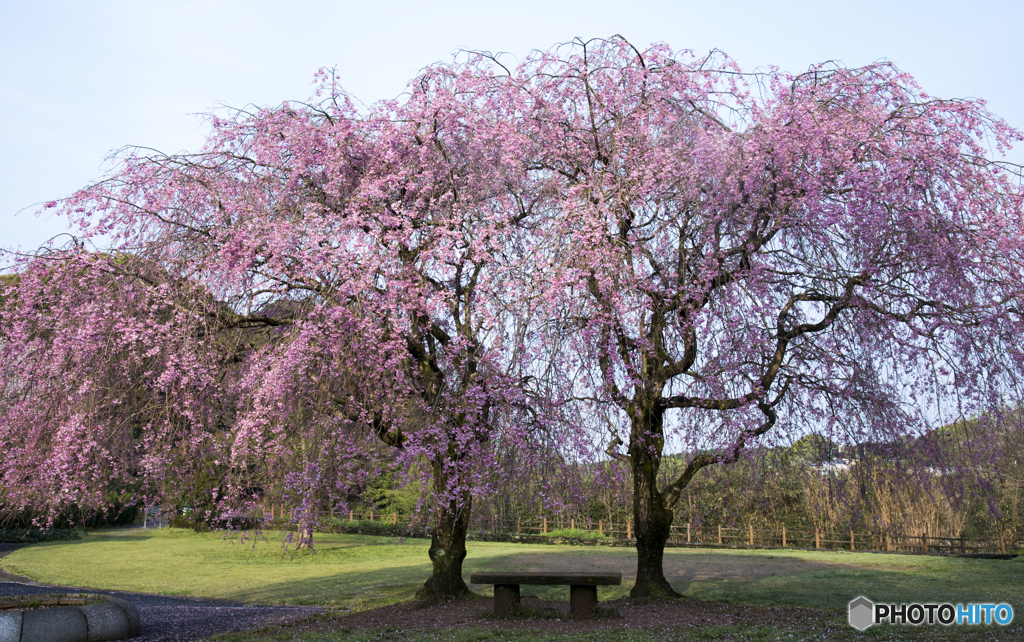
681, 548, 1024, 610
3, 528, 441, 608
2, 528, 1021, 640
4, 528, 615, 608
4, 529, 1022, 609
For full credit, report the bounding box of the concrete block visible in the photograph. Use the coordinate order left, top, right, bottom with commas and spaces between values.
21, 606, 88, 642
102, 598, 140, 638
0, 611, 23, 642
80, 602, 130, 641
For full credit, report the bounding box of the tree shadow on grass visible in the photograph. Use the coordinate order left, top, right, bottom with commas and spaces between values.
218, 561, 436, 608
226, 557, 634, 609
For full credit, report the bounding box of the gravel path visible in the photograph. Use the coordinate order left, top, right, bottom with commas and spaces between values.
0, 543, 321, 641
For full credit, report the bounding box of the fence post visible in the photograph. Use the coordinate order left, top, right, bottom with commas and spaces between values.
1000, 535, 1006, 555
782, 526, 786, 547
393, 512, 397, 525
687, 523, 691, 543
850, 530, 855, 551
627, 521, 631, 539
543, 517, 547, 534
349, 510, 353, 523
517, 517, 521, 534
370, 510, 374, 523
599, 521, 603, 536
718, 525, 722, 545
921, 531, 927, 553
960, 533, 965, 555
815, 529, 820, 550
571, 518, 575, 531
749, 524, 754, 546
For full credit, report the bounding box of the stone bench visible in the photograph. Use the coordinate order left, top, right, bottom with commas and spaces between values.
469, 572, 622, 617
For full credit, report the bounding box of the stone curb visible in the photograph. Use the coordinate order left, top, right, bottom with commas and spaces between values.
0, 593, 140, 641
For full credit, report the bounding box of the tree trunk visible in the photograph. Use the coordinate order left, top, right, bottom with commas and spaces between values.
629, 408, 681, 600
415, 460, 473, 601
294, 521, 314, 551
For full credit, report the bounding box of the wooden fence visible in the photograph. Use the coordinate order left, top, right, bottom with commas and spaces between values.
670, 524, 1016, 555
260, 504, 1019, 556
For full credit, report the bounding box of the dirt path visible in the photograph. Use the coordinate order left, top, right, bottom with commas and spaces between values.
0, 581, 321, 642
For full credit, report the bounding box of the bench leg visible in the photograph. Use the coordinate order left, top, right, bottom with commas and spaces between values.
570, 585, 598, 617
494, 584, 520, 615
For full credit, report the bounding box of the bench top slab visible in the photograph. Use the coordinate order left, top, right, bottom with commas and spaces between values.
470, 572, 622, 586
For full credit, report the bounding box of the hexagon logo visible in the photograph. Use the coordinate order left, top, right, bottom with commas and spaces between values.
849, 596, 875, 631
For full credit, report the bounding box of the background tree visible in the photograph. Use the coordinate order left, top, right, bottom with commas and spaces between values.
0, 250, 233, 526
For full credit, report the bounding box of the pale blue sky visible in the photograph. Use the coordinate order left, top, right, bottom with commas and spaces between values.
3, 0, 1022, 256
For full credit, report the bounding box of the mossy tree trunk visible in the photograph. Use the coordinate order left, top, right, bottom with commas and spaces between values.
415, 456, 473, 600
628, 405, 682, 599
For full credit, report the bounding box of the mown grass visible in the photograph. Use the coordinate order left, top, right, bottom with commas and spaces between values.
541, 528, 609, 539
1, 528, 607, 608
679, 548, 1024, 610
3, 528, 1022, 640
3, 528, 434, 608
4, 528, 1022, 609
